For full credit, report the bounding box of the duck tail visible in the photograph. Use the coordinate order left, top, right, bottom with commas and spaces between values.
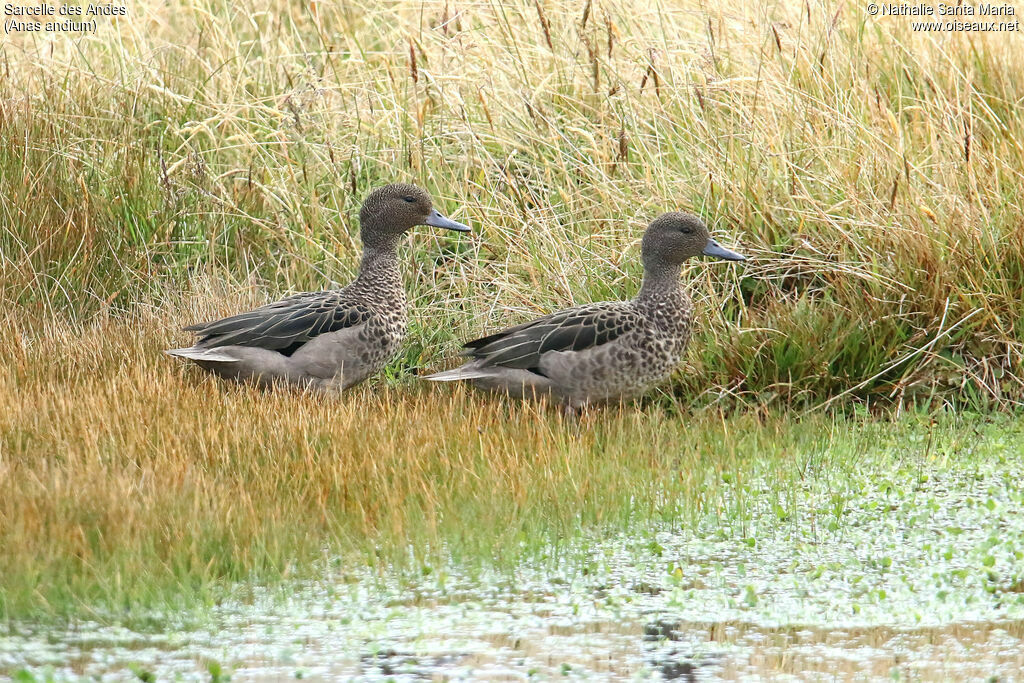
165, 347, 240, 363
422, 364, 493, 382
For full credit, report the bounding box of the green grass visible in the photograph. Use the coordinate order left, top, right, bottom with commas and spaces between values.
2, 0, 1024, 620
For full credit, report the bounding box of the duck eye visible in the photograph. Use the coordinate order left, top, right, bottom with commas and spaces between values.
681, 227, 692, 234
403, 196, 416, 203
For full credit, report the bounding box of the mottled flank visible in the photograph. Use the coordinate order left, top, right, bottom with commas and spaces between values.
167, 184, 469, 390
425, 213, 744, 407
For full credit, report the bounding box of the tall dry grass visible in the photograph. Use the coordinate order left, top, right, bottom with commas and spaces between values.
2, 0, 1024, 617
2, 0, 1022, 405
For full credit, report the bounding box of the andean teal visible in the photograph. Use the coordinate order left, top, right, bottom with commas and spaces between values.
424, 213, 744, 408
167, 184, 470, 390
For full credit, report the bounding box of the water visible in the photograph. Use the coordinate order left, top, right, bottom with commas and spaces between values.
4, 447, 1024, 680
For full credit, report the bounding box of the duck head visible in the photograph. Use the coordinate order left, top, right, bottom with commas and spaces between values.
359, 183, 470, 248
641, 212, 745, 268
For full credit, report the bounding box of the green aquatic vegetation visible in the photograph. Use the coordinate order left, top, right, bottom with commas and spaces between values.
3, 413, 1024, 679
2, 0, 1024, 675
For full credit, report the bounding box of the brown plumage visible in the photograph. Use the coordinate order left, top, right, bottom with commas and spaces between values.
167, 184, 470, 391
424, 212, 744, 408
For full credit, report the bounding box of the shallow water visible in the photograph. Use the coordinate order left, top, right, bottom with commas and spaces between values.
4, 443, 1024, 680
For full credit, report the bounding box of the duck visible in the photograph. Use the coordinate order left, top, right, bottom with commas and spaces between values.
167, 183, 470, 391
423, 212, 743, 408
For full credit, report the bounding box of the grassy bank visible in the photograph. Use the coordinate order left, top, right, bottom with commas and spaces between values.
2, 0, 1024, 620
1, 306, 1019, 619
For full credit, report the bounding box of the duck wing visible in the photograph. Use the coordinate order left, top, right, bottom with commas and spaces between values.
184, 291, 373, 355
463, 302, 640, 370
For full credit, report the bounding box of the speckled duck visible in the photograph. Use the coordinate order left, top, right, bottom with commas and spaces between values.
424, 212, 744, 408
167, 184, 470, 391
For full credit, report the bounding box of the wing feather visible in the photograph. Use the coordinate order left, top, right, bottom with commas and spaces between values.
464, 303, 638, 370
185, 291, 372, 356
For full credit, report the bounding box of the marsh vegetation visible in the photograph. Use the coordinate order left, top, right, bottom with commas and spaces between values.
2, 0, 1023, 676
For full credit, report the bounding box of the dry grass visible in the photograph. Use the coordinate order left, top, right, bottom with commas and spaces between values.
2, 300, 791, 617
2, 0, 1024, 617
3, 0, 1023, 405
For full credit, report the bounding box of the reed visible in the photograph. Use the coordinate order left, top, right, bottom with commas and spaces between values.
1, 0, 1022, 617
